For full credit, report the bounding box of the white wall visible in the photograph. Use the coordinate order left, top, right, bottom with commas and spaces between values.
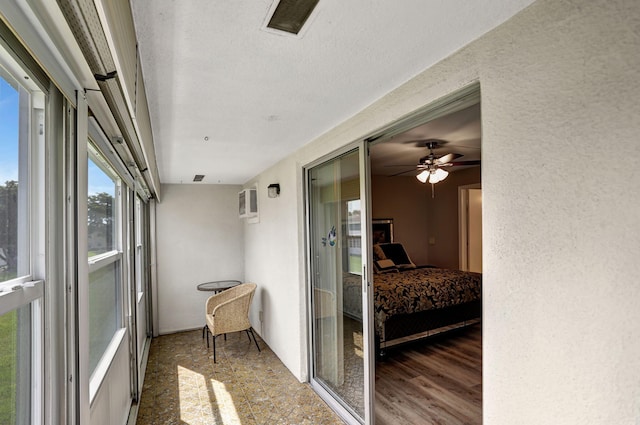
477, 1, 640, 422
155, 184, 244, 334
244, 0, 640, 423
243, 166, 307, 374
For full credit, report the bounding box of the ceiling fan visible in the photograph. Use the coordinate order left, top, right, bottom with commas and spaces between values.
391, 139, 480, 184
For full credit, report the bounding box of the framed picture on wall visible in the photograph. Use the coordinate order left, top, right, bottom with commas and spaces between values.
372, 219, 393, 244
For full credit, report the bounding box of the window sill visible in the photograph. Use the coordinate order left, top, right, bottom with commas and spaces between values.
89, 327, 127, 405
0, 279, 43, 316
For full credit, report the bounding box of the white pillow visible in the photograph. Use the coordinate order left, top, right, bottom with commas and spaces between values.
375, 258, 398, 273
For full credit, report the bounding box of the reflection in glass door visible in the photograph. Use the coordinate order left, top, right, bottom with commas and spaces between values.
308, 148, 370, 423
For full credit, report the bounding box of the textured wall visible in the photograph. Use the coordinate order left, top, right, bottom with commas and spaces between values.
245, 1, 640, 423
242, 162, 306, 377
477, 0, 640, 423
155, 184, 244, 333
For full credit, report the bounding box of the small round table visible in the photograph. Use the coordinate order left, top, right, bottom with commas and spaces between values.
198, 280, 242, 338
197, 280, 241, 292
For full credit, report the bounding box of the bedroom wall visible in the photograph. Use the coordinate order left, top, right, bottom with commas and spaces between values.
155, 184, 244, 334
243, 0, 640, 423
370, 175, 430, 266
370, 168, 480, 269
425, 167, 481, 269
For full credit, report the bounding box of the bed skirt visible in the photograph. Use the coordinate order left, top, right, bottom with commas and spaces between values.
377, 299, 481, 355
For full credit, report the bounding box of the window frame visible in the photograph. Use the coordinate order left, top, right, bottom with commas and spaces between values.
86, 141, 126, 400
0, 42, 46, 425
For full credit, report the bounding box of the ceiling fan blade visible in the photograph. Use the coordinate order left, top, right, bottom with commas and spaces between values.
441, 159, 481, 167
437, 153, 463, 164
388, 168, 418, 177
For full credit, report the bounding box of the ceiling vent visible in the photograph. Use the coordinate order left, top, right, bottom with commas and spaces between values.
193, 174, 205, 182
266, 0, 320, 35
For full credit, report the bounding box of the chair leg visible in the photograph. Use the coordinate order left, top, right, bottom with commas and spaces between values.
245, 329, 251, 342
248, 328, 261, 352
213, 335, 217, 363
206, 328, 209, 348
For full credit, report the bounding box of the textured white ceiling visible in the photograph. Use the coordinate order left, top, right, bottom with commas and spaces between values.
131, 0, 535, 184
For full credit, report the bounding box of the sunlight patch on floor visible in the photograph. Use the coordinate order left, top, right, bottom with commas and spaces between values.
211, 378, 241, 425
136, 329, 343, 424
177, 365, 206, 424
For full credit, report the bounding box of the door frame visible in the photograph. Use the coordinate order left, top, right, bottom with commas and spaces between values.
458, 183, 482, 271
305, 83, 482, 425
362, 82, 481, 424
304, 140, 374, 425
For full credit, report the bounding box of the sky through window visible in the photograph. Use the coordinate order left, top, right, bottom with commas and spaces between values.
0, 76, 19, 184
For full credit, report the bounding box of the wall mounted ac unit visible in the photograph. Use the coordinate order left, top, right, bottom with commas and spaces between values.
239, 187, 258, 218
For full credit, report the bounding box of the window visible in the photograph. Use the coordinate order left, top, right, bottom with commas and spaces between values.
0, 47, 45, 425
87, 145, 123, 378
87, 151, 117, 257
88, 260, 120, 373
0, 70, 27, 284
0, 305, 30, 424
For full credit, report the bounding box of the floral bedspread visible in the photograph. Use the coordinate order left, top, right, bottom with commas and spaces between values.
342, 268, 482, 337
374, 268, 481, 336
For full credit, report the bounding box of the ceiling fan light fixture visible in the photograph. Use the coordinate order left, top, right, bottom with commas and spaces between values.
416, 170, 429, 183
431, 168, 449, 183
417, 168, 449, 184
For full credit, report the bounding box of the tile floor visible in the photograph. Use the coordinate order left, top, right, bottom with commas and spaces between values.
315, 316, 364, 416
136, 329, 344, 425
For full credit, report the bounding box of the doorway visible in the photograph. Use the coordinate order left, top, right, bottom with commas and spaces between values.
306, 85, 483, 425
367, 86, 483, 424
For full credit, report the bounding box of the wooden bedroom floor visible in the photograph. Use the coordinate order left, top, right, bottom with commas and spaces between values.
375, 323, 482, 425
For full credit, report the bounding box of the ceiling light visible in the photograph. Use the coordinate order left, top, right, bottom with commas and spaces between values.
416, 170, 429, 183
267, 0, 320, 35
417, 167, 449, 184
430, 168, 449, 183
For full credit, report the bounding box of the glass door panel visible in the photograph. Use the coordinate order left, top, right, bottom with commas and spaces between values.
309, 149, 367, 422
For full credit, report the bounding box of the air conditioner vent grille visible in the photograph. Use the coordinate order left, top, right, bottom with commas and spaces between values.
267, 0, 319, 35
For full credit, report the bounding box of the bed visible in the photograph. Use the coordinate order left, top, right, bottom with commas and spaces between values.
342, 243, 482, 355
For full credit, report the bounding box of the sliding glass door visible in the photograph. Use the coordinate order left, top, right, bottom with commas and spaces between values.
307, 145, 373, 424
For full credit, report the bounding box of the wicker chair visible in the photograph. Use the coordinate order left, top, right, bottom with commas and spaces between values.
205, 282, 260, 362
